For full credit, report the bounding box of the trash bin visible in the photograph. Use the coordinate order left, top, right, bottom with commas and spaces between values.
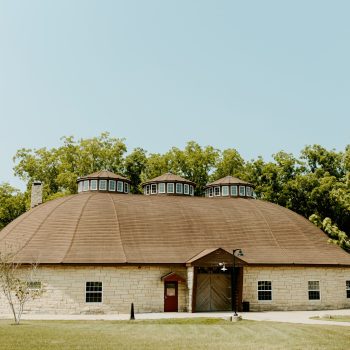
242, 301, 250, 312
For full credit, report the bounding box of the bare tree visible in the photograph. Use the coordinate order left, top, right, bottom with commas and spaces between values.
0, 249, 43, 324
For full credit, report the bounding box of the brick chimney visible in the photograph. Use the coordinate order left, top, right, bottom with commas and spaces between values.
31, 181, 43, 208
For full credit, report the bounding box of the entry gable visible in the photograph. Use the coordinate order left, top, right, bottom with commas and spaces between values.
161, 272, 186, 283
186, 248, 246, 267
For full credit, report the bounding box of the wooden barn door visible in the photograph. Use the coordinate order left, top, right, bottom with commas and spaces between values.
195, 269, 231, 312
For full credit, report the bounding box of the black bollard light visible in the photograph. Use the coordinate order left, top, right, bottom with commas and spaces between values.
130, 302, 135, 320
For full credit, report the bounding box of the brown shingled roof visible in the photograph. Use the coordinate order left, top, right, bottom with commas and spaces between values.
1, 193, 350, 266
78, 170, 130, 182
205, 176, 253, 188
142, 173, 195, 186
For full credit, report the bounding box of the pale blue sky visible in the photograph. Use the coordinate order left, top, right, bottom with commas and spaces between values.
1, 0, 349, 190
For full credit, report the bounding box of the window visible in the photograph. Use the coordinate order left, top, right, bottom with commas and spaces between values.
86, 282, 102, 303
159, 183, 165, 193
258, 281, 272, 301
78, 181, 83, 193
109, 180, 116, 192
346, 281, 350, 298
167, 183, 174, 193
231, 185, 238, 196
214, 186, 220, 196
246, 187, 251, 197
90, 180, 98, 191
190, 185, 194, 196
145, 185, 150, 195
308, 281, 320, 300
239, 186, 245, 196
209, 187, 213, 197
151, 184, 157, 194
99, 180, 107, 191
83, 180, 89, 191
176, 183, 183, 194
117, 181, 123, 192
27, 281, 42, 290
222, 186, 229, 196
124, 182, 129, 193
184, 184, 189, 195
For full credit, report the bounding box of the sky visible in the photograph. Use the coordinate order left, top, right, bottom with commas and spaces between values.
1, 0, 350, 190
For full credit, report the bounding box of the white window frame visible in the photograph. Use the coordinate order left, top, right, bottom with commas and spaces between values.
246, 186, 251, 197
257, 281, 272, 301
117, 181, 123, 193
209, 187, 213, 197
222, 186, 229, 196
184, 184, 189, 195
190, 185, 194, 196
158, 183, 165, 193
239, 186, 245, 197
124, 182, 129, 193
231, 185, 238, 196
214, 186, 220, 196
27, 281, 42, 291
176, 183, 183, 194
99, 180, 107, 191
78, 181, 83, 193
109, 180, 116, 192
151, 184, 157, 194
145, 185, 150, 195
308, 280, 320, 300
83, 180, 89, 192
346, 281, 350, 299
85, 281, 103, 303
167, 183, 174, 193
90, 180, 98, 191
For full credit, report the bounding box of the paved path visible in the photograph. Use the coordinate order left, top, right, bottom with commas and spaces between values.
1, 309, 350, 326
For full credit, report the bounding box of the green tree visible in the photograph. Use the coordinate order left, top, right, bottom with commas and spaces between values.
124, 148, 148, 193
0, 184, 26, 230
211, 148, 244, 181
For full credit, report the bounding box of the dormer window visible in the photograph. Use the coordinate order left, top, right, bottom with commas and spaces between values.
246, 187, 251, 197
109, 180, 116, 192
83, 180, 89, 191
176, 183, 183, 194
231, 186, 238, 196
184, 184, 189, 195
151, 184, 157, 194
146, 185, 150, 195
190, 185, 194, 196
117, 181, 123, 193
99, 180, 107, 191
209, 188, 213, 197
124, 182, 129, 193
90, 180, 98, 191
167, 183, 174, 193
222, 186, 229, 196
78, 181, 83, 193
159, 183, 166, 193
239, 186, 245, 197
214, 186, 220, 196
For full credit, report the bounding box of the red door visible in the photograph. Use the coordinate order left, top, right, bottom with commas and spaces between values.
164, 281, 178, 312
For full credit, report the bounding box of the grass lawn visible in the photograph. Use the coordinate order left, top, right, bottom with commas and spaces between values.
311, 315, 350, 323
0, 318, 350, 350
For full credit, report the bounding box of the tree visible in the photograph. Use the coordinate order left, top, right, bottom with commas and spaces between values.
211, 148, 244, 181
124, 148, 148, 193
0, 184, 26, 230
0, 249, 43, 324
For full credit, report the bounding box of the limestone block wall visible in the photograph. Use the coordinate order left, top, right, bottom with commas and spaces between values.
0, 265, 188, 315
243, 266, 350, 311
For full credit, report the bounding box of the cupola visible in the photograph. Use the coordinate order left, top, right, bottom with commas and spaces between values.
77, 170, 131, 194
142, 173, 195, 196
204, 176, 254, 198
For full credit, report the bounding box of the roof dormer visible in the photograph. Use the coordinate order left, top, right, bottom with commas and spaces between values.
204, 176, 255, 198
77, 170, 131, 194
142, 173, 195, 196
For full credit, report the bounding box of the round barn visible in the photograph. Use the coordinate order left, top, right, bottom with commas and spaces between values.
1, 170, 350, 315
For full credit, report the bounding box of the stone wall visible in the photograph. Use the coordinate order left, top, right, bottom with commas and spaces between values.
0, 265, 188, 315
243, 266, 350, 311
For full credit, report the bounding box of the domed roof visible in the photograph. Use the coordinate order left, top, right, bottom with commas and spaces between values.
142, 173, 195, 186
1, 193, 350, 265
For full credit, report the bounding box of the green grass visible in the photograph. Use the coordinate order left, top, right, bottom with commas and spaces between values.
311, 315, 350, 322
0, 318, 349, 350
